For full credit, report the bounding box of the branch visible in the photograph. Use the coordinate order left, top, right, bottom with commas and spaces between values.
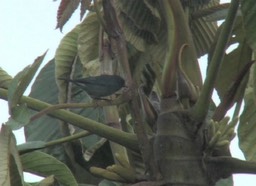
206, 156, 256, 175
19, 130, 91, 154
30, 91, 130, 122
159, 0, 177, 97
0, 88, 139, 151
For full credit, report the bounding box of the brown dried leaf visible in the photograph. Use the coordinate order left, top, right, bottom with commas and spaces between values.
80, 0, 92, 20
56, 0, 80, 31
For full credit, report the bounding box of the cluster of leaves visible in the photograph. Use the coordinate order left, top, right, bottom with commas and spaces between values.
1, 0, 256, 185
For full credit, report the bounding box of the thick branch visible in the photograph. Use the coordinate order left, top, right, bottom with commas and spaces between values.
206, 156, 256, 175
0, 88, 139, 151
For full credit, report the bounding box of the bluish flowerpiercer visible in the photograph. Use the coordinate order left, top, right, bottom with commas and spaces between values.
59, 75, 125, 99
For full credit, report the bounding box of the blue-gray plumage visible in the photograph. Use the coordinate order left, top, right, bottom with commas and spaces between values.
59, 75, 125, 98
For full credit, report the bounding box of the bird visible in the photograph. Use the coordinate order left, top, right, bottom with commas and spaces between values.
58, 75, 125, 99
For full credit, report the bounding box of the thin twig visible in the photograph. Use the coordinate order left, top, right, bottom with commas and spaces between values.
19, 130, 92, 154
30, 91, 130, 122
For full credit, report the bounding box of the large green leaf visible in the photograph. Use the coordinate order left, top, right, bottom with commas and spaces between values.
190, 0, 219, 57
78, 12, 100, 71
238, 84, 256, 161
113, 0, 168, 88
21, 151, 78, 186
115, 0, 161, 52
0, 125, 24, 186
241, 0, 256, 51
215, 41, 251, 101
212, 16, 252, 108
55, 25, 80, 102
24, 59, 69, 165
7, 52, 46, 112
6, 104, 32, 130
5, 52, 46, 130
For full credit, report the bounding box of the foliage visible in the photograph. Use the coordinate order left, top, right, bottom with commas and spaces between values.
1, 0, 256, 185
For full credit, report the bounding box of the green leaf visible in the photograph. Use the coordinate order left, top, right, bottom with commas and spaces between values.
116, 0, 161, 51
21, 151, 78, 186
215, 41, 252, 100
241, 0, 256, 51
190, 0, 219, 57
55, 25, 79, 102
115, 1, 157, 52
7, 51, 47, 113
7, 67, 29, 110
0, 125, 24, 186
194, 4, 230, 22
78, 12, 100, 68
238, 87, 256, 161
55, 26, 79, 78
6, 104, 32, 130
25, 59, 69, 165
0, 67, 12, 89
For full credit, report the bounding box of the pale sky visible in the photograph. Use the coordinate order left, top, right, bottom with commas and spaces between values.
0, 0, 255, 185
